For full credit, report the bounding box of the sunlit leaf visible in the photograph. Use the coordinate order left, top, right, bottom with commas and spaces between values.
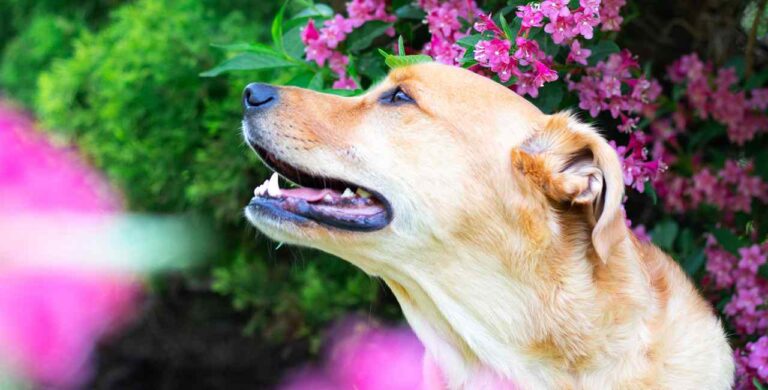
200, 53, 296, 77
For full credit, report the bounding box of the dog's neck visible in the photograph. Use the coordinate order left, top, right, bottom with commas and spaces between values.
358, 224, 652, 389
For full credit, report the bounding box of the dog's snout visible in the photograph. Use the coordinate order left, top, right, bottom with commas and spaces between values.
243, 83, 278, 110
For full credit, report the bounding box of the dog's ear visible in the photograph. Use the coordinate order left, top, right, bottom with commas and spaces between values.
510, 113, 627, 262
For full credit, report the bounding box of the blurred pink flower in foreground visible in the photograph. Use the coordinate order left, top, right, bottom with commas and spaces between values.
278, 317, 520, 390
0, 102, 139, 388
279, 318, 425, 390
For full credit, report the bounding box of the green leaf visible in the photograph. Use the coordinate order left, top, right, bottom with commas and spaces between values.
643, 181, 658, 204
499, 13, 515, 41
587, 40, 620, 65
272, 1, 289, 54
283, 26, 305, 59
293, 4, 334, 19
712, 228, 746, 256
307, 72, 324, 90
688, 120, 725, 151
398, 35, 405, 56
754, 378, 768, 390
456, 34, 483, 49
530, 82, 564, 114
395, 4, 426, 19
651, 220, 679, 251
210, 42, 278, 54
681, 248, 706, 276
358, 51, 388, 81
380, 51, 433, 68
200, 53, 296, 77
346, 21, 393, 52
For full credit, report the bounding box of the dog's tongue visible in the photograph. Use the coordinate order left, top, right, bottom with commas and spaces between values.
280, 187, 339, 202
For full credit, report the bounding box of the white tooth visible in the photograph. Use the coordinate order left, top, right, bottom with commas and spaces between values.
356, 188, 371, 198
267, 173, 281, 196
341, 188, 355, 198
323, 194, 334, 203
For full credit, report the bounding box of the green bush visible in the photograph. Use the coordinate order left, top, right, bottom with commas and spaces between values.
32, 0, 394, 346
0, 14, 85, 107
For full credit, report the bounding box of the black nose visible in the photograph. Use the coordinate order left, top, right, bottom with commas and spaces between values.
243, 83, 278, 110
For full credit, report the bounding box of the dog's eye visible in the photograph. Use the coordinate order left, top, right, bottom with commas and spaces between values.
381, 87, 414, 105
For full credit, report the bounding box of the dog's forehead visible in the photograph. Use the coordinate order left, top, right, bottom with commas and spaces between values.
386, 63, 489, 89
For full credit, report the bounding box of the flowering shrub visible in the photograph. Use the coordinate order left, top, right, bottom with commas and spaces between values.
206, 0, 768, 386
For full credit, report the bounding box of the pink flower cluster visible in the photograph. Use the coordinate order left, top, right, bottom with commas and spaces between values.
657, 159, 768, 216
471, 15, 559, 97
736, 336, 768, 388
610, 133, 666, 192
705, 239, 768, 336
520, 0, 602, 45
419, 0, 479, 65
667, 53, 768, 145
301, 0, 395, 89
598, 0, 627, 31
567, 50, 661, 132
469, 0, 607, 97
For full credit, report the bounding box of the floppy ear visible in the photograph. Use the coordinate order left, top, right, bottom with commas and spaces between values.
510, 113, 627, 263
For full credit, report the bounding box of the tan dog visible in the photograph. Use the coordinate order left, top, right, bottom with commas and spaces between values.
241, 63, 734, 389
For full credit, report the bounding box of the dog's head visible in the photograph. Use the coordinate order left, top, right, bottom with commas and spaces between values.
242, 63, 626, 272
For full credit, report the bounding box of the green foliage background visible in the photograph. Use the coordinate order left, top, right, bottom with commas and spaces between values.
0, 0, 393, 353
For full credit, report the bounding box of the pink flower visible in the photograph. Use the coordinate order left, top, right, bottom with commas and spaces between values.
599, 0, 626, 31
0, 103, 137, 388
533, 60, 559, 86
567, 40, 591, 65
474, 38, 512, 71
580, 0, 602, 14
516, 71, 542, 97
516, 4, 544, 30
738, 245, 767, 274
278, 318, 425, 390
332, 76, 358, 90
749, 88, 768, 110
513, 37, 540, 65
300, 19, 320, 44
474, 12, 502, 35
611, 134, 666, 192
572, 11, 598, 39
746, 336, 768, 382
544, 15, 575, 44
320, 15, 354, 49
541, 0, 571, 21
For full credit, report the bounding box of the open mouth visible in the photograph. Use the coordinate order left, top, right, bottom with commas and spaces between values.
246, 145, 392, 232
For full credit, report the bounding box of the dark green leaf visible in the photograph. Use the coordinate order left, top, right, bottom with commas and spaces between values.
530, 82, 564, 114
644, 181, 658, 204
395, 4, 426, 19
200, 53, 296, 77
346, 21, 393, 52
651, 220, 678, 251
712, 228, 746, 256
587, 40, 620, 66
681, 249, 706, 276
358, 51, 388, 81
688, 120, 725, 151
745, 69, 768, 90
753, 378, 768, 390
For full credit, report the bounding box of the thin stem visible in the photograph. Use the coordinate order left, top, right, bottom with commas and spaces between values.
746, 0, 768, 80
